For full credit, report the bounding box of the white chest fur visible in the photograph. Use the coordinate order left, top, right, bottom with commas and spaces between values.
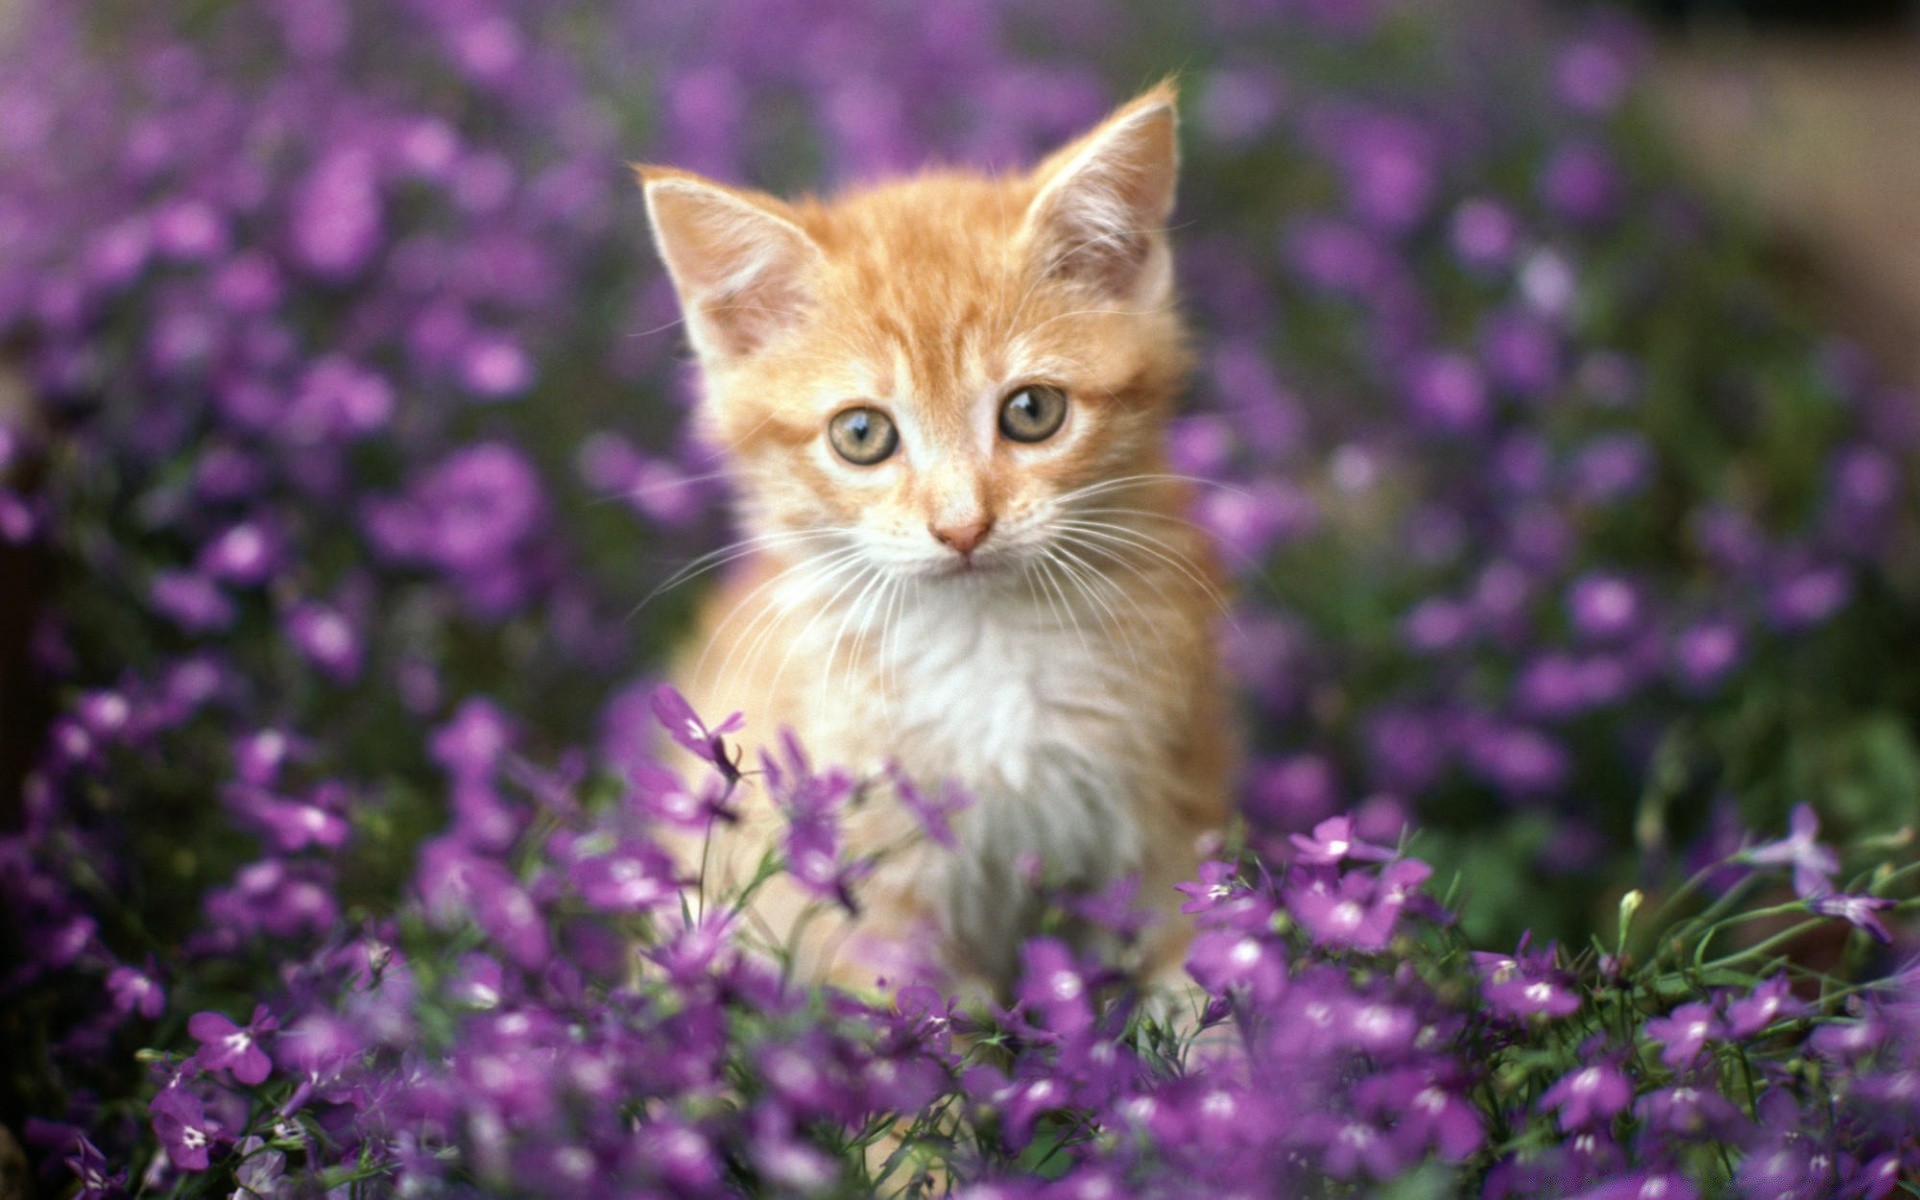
800, 573, 1154, 983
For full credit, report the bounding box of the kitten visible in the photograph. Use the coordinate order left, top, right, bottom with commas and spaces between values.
638, 84, 1235, 998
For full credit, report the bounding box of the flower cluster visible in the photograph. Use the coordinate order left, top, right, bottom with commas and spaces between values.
0, 0, 1917, 1195
20, 697, 1920, 1197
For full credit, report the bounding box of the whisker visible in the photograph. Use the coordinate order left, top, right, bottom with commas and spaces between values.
1052, 518, 1236, 625
699, 546, 865, 696
764, 560, 879, 709
1045, 544, 1145, 681
630, 527, 847, 618
1052, 471, 1252, 508
1052, 530, 1197, 650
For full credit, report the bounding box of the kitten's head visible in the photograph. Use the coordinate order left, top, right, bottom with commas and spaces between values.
639, 85, 1189, 583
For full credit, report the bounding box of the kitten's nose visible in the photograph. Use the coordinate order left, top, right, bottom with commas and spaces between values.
930, 515, 994, 557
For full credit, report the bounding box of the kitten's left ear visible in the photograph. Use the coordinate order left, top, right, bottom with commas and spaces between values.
1021, 82, 1180, 304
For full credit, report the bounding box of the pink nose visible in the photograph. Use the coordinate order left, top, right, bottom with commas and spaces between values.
930, 516, 993, 557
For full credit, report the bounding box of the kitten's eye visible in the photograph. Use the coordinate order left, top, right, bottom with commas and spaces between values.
998, 385, 1069, 444
827, 406, 899, 465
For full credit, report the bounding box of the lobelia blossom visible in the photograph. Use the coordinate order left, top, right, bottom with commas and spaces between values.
1186, 925, 1288, 1003
1540, 1062, 1633, 1130
106, 962, 165, 1020
1808, 892, 1898, 944
64, 1135, 126, 1200
1290, 814, 1395, 865
651, 684, 743, 776
1743, 803, 1840, 899
187, 1004, 277, 1085
888, 763, 969, 850
148, 1086, 216, 1172
1642, 1002, 1723, 1070
1723, 974, 1805, 1039
1477, 937, 1581, 1020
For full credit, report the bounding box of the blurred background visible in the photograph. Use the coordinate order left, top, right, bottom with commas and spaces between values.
1653, 29, 1920, 392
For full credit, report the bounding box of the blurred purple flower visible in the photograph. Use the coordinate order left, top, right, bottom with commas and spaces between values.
1808, 893, 1897, 945
1724, 975, 1806, 1039
1538, 141, 1620, 225
1187, 926, 1287, 1002
149, 570, 235, 633
1290, 815, 1394, 865
1566, 573, 1641, 641
1743, 804, 1839, 899
1450, 197, 1518, 270
286, 601, 363, 682
1540, 1062, 1632, 1129
1405, 352, 1490, 431
889, 765, 969, 850
106, 963, 165, 1019
1673, 620, 1743, 692
291, 149, 383, 279
1643, 1002, 1722, 1070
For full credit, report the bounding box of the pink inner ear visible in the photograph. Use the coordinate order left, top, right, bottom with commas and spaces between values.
644, 178, 820, 360
1026, 99, 1179, 299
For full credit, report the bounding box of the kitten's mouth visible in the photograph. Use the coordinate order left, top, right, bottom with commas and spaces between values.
929, 549, 1003, 578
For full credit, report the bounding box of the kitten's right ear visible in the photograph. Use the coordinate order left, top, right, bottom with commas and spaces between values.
636, 166, 823, 363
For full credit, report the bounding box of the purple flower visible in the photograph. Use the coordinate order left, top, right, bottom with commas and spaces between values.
1743, 803, 1839, 899
289, 356, 395, 441
1808, 892, 1897, 944
1538, 141, 1620, 225
1566, 573, 1641, 641
1290, 815, 1394, 865
1539, 1062, 1632, 1129
1673, 620, 1743, 692
1569, 1173, 1699, 1200
1405, 352, 1489, 432
149, 1087, 215, 1171
64, 1135, 125, 1199
1634, 1084, 1748, 1141
1287, 861, 1425, 953
286, 602, 363, 682
149, 570, 235, 633
889, 765, 969, 850
106, 963, 165, 1019
1451, 197, 1518, 270
1186, 926, 1287, 1002
568, 841, 675, 913
1477, 940, 1581, 1020
628, 759, 735, 829
1175, 861, 1244, 916
459, 332, 534, 399
1723, 975, 1805, 1039
1016, 938, 1095, 1035
431, 698, 515, 784
188, 1004, 277, 1085
1643, 1002, 1723, 1070
651, 685, 743, 773
291, 149, 383, 279
1481, 309, 1561, 398
1768, 563, 1853, 630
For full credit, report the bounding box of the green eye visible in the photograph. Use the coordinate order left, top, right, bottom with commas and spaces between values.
998, 385, 1068, 443
827, 406, 899, 465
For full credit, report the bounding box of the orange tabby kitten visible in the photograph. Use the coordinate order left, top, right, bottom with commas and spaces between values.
638, 84, 1235, 998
